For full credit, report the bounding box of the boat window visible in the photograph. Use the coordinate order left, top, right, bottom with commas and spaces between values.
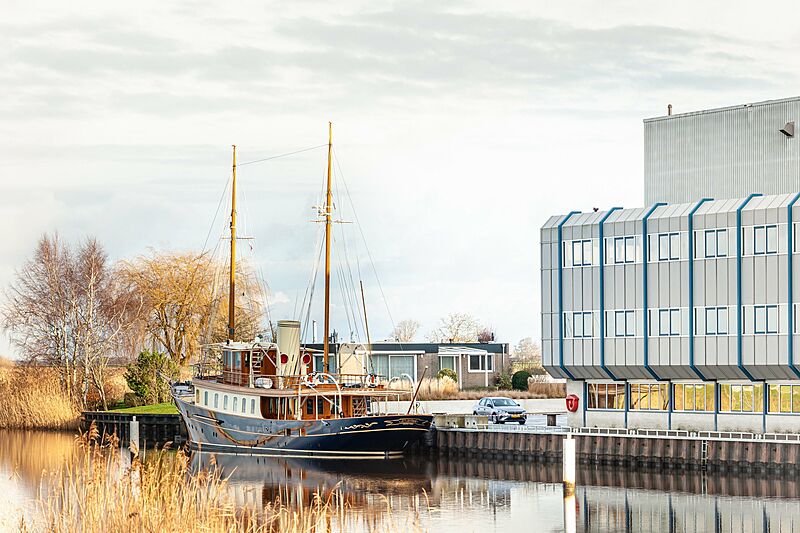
250, 398, 255, 414
306, 399, 313, 415
233, 397, 238, 412
204, 391, 208, 406
214, 393, 219, 408
224, 395, 228, 410
242, 397, 247, 414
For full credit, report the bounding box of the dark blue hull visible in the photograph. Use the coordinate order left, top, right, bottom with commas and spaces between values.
174, 396, 432, 459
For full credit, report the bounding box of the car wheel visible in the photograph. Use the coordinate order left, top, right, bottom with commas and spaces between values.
518, 420, 526, 425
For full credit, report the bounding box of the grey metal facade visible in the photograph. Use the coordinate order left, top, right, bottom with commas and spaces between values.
645, 97, 800, 205
541, 193, 800, 432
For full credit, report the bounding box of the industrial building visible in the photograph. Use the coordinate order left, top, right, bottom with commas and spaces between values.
542, 97, 800, 432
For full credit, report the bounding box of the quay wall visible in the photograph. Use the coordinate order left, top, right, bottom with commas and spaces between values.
81, 412, 187, 448
429, 428, 800, 471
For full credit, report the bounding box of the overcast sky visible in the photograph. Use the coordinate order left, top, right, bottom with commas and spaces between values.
1, 0, 798, 357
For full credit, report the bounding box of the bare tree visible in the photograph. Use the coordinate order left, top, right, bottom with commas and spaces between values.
1, 234, 141, 409
513, 337, 542, 364
427, 313, 480, 343
391, 319, 420, 342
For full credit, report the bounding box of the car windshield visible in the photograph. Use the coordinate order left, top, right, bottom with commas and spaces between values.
492, 398, 517, 406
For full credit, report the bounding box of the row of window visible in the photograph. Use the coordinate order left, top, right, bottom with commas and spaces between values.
199, 389, 257, 416
563, 224, 790, 268
586, 382, 800, 414
567, 305, 794, 339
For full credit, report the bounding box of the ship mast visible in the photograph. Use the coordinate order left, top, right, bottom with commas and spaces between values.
228, 145, 237, 341
323, 123, 333, 371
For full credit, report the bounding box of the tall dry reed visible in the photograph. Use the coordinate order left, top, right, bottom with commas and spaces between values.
0, 366, 80, 430
20, 426, 419, 533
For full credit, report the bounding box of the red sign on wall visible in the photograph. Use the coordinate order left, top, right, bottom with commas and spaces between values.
566, 394, 579, 413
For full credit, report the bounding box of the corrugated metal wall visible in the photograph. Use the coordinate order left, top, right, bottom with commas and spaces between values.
645, 97, 800, 205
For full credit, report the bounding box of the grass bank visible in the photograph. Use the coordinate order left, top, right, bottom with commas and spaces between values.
109, 402, 178, 415
20, 427, 415, 533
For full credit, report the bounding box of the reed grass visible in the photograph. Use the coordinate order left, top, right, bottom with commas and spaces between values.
0, 367, 80, 430
20, 426, 419, 533
393, 376, 565, 400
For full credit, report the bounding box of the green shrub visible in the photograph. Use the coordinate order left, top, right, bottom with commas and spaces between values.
495, 370, 513, 390
437, 368, 458, 383
511, 370, 532, 391
124, 350, 179, 405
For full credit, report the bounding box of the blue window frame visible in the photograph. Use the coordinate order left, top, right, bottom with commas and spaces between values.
614, 310, 635, 337
613, 236, 636, 264
658, 308, 681, 336
703, 307, 728, 335
754, 305, 778, 334
570, 312, 593, 338
657, 232, 680, 261
703, 229, 728, 258
571, 239, 593, 266
754, 225, 778, 255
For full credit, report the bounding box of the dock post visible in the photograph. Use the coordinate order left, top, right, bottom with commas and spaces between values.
563, 434, 577, 533
130, 416, 140, 456
563, 435, 576, 494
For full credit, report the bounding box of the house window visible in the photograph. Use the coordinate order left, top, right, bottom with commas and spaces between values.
754, 225, 778, 255
613, 236, 637, 264
673, 383, 715, 412
613, 310, 635, 337
657, 308, 682, 336
629, 383, 669, 411
587, 383, 626, 410
768, 384, 800, 413
570, 312, 594, 338
372, 354, 417, 380
720, 383, 763, 413
703, 307, 728, 335
439, 355, 457, 372
657, 232, 681, 261
754, 305, 778, 334
468, 354, 493, 372
571, 239, 593, 267
703, 229, 728, 258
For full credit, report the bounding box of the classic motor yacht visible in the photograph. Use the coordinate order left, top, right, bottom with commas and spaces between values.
173, 125, 433, 459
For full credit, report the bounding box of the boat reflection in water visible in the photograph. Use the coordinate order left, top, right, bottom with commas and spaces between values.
189, 450, 800, 533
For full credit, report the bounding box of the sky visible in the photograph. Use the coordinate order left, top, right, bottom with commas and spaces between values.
1, 0, 799, 357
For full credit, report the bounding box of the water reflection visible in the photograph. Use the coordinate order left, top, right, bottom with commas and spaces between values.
3, 429, 800, 532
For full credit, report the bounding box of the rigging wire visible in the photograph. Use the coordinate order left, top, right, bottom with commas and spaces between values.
332, 147, 402, 349
238, 144, 328, 167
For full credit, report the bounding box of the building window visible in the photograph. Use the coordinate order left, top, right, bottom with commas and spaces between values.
657, 232, 681, 261
703, 307, 728, 335
720, 383, 763, 413
657, 308, 681, 336
629, 383, 669, 410
613, 236, 636, 264
587, 383, 626, 410
768, 384, 800, 413
673, 383, 715, 412
468, 354, 493, 372
372, 353, 418, 379
569, 312, 593, 338
754, 305, 778, 334
570, 239, 593, 266
703, 229, 728, 258
613, 310, 635, 337
754, 225, 778, 255
439, 355, 457, 372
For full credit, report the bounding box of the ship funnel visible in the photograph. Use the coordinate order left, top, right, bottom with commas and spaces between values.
276, 320, 301, 376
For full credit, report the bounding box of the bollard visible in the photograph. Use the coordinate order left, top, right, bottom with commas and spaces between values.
130, 416, 140, 456
563, 435, 576, 495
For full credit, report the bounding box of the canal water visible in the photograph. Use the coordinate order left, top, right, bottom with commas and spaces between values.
2, 429, 800, 532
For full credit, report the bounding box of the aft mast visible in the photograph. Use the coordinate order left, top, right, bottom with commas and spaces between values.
323, 123, 333, 372
228, 145, 237, 341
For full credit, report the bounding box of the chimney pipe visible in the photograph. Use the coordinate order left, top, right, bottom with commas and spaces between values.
667, 104, 673, 116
